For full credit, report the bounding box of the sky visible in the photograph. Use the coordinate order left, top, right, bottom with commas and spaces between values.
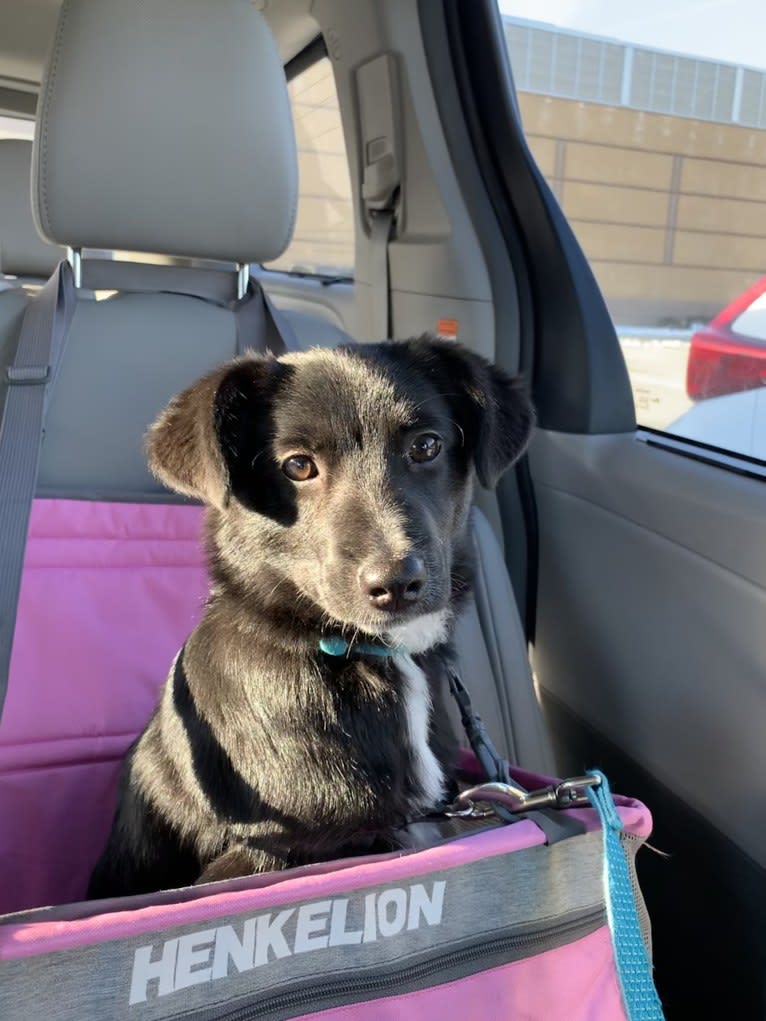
498, 0, 766, 70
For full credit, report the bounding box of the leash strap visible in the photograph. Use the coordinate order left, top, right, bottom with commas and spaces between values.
447, 670, 586, 843
586, 770, 665, 1020
448, 671, 511, 786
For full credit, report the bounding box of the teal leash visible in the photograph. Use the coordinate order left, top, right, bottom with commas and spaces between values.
586, 769, 665, 1021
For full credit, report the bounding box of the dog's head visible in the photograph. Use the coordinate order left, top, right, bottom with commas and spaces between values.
147, 337, 533, 649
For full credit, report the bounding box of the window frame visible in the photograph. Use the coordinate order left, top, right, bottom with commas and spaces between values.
638, 427, 766, 480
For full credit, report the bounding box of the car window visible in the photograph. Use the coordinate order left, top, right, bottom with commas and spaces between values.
0, 115, 34, 140
732, 292, 766, 342
263, 56, 354, 278
499, 1, 766, 463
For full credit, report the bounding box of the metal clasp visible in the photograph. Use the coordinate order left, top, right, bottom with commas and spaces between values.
553, 775, 602, 808
445, 774, 602, 820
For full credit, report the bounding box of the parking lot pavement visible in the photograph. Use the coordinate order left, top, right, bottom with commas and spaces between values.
618, 329, 693, 432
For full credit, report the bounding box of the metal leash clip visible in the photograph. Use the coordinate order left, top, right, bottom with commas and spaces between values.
445, 774, 602, 820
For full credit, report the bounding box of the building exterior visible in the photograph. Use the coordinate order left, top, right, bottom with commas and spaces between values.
506, 17, 766, 325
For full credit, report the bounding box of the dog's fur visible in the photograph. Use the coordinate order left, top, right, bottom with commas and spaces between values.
87, 336, 533, 898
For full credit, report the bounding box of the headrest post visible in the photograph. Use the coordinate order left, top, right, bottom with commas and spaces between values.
66, 247, 82, 288
236, 263, 250, 301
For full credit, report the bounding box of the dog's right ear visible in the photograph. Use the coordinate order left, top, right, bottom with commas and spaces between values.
146, 355, 275, 509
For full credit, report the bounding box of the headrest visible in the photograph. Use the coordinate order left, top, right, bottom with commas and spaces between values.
0, 139, 63, 278
32, 0, 298, 265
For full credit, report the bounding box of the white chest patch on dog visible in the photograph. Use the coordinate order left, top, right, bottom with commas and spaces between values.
386, 609, 450, 655
397, 654, 445, 809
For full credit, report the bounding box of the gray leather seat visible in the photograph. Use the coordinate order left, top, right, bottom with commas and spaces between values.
21, 0, 553, 773
0, 138, 62, 291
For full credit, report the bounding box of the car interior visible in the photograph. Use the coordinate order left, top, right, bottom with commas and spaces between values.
0, 1, 764, 1018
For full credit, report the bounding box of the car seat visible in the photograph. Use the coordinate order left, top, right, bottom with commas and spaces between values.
0, 0, 553, 915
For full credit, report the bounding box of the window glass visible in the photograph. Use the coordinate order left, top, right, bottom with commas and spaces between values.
0, 116, 34, 140
264, 57, 354, 278
499, 1, 766, 461
732, 293, 766, 343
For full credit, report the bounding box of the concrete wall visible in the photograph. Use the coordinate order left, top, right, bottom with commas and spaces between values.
520, 92, 766, 326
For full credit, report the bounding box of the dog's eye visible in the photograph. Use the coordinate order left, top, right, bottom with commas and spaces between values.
408, 434, 442, 464
281, 455, 318, 482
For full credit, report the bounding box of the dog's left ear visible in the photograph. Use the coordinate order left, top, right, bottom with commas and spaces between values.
407, 336, 535, 489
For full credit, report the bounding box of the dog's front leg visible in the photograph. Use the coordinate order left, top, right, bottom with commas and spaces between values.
195, 844, 290, 884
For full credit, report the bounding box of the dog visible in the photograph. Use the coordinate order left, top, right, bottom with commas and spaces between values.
87, 335, 533, 898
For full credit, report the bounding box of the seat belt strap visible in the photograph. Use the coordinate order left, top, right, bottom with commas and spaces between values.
0, 260, 77, 714
369, 209, 394, 340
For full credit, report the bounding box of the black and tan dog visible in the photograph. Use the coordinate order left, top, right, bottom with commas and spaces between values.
87, 336, 533, 898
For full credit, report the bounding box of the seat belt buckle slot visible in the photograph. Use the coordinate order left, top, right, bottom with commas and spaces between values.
5, 366, 50, 386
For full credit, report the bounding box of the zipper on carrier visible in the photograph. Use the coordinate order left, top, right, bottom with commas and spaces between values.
193, 907, 604, 1021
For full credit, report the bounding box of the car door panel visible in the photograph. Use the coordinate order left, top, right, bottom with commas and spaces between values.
530, 427, 766, 1014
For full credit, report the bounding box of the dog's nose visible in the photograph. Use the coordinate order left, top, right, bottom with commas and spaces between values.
359, 555, 426, 611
